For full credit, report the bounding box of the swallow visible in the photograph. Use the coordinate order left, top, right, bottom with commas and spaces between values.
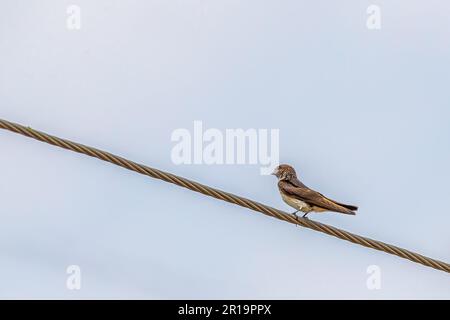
271, 164, 358, 219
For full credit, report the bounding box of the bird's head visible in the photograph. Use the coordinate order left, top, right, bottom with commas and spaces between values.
271, 164, 297, 181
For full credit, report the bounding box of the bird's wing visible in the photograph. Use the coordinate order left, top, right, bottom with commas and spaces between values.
278, 180, 355, 214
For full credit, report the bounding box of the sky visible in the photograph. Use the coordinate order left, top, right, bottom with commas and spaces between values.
0, 0, 449, 299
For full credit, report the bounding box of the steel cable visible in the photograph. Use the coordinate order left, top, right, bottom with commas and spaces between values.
1, 118, 449, 274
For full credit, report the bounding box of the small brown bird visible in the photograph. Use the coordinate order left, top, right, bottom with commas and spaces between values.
271, 164, 358, 219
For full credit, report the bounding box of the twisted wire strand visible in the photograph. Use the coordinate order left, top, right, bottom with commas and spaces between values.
1, 118, 449, 274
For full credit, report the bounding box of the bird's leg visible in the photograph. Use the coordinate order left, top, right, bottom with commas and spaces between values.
302, 212, 309, 219
291, 210, 299, 220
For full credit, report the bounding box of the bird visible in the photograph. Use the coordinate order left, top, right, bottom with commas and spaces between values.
271, 164, 358, 219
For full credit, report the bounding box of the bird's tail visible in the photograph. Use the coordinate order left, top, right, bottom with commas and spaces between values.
336, 202, 358, 215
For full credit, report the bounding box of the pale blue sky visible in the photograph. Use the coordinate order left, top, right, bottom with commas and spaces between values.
0, 1, 449, 298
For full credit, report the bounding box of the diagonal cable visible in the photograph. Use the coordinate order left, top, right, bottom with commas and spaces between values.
0, 118, 449, 274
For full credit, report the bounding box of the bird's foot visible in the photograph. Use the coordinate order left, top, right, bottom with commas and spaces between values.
302, 212, 310, 219
291, 211, 299, 221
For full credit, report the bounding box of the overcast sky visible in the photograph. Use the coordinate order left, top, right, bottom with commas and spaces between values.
1, 1, 449, 299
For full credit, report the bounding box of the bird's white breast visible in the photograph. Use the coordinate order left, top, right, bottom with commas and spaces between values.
280, 192, 312, 212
